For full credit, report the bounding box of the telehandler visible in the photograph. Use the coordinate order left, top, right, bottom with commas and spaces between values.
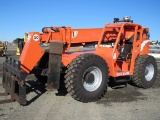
0, 17, 157, 105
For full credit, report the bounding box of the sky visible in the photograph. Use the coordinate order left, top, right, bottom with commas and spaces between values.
0, 0, 159, 42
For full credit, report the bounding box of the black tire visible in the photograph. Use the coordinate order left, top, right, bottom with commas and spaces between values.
65, 54, 109, 102
132, 55, 157, 88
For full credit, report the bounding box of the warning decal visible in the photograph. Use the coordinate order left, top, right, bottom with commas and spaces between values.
33, 34, 39, 41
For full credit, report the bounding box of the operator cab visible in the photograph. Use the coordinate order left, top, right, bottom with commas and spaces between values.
114, 16, 134, 61
99, 16, 136, 61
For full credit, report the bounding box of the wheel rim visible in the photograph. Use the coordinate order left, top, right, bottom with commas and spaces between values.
83, 66, 102, 92
145, 63, 154, 81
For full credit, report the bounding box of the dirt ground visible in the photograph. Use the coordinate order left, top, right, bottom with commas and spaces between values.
0, 45, 160, 120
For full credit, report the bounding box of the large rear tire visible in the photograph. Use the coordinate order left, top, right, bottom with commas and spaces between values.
65, 54, 109, 102
132, 55, 157, 88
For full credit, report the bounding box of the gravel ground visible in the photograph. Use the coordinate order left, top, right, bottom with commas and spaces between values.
0, 45, 160, 120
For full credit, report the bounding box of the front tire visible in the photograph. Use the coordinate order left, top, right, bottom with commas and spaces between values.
132, 55, 157, 88
65, 54, 109, 102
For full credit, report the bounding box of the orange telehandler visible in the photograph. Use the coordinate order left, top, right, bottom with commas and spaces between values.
0, 17, 157, 105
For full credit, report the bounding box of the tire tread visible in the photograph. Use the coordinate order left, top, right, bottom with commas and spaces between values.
65, 54, 109, 102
